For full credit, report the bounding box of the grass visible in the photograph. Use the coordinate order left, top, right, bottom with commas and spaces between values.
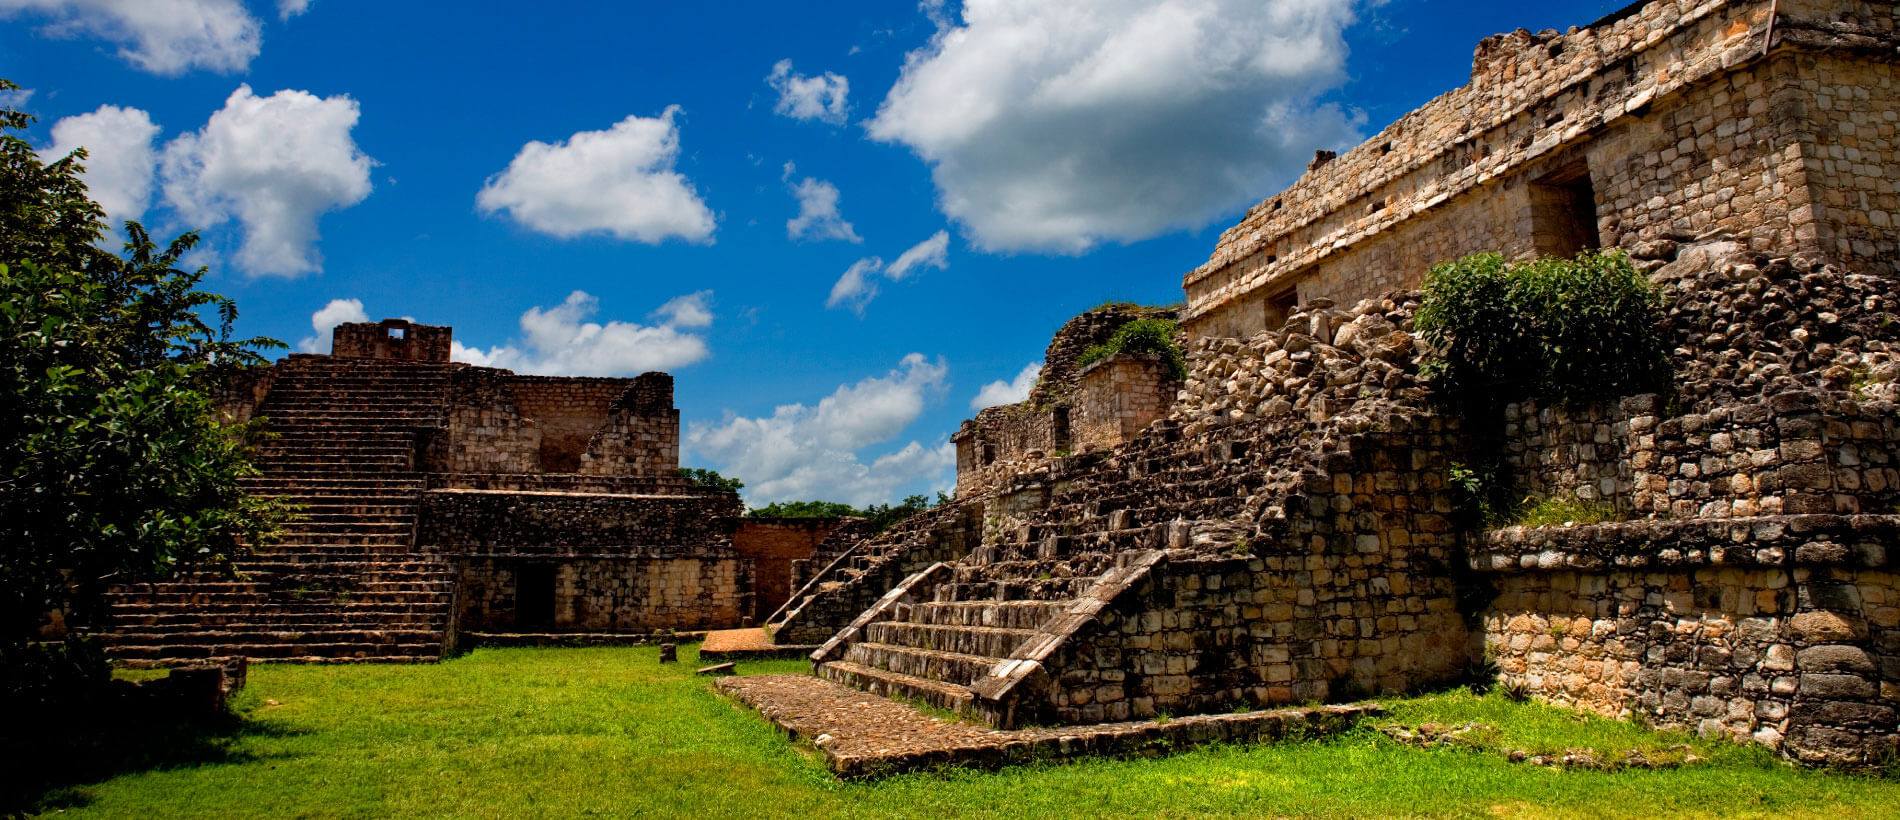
11, 647, 1897, 818
1510, 496, 1620, 528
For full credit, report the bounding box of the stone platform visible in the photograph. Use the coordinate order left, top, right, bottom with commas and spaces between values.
699, 628, 819, 661
716, 673, 1379, 778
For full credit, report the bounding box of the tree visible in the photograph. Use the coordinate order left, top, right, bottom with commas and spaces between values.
678, 467, 743, 493
0, 79, 288, 692
746, 493, 946, 533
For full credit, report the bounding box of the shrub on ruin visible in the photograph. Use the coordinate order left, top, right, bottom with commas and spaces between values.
1077, 317, 1187, 380
1416, 250, 1669, 412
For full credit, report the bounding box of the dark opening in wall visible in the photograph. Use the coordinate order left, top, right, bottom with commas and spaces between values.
388, 326, 406, 340
982, 443, 997, 465
1052, 407, 1072, 453
515, 564, 556, 629
1263, 287, 1300, 332
1529, 161, 1601, 258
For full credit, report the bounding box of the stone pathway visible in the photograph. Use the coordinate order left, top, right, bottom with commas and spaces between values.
700, 628, 818, 661
716, 673, 1379, 778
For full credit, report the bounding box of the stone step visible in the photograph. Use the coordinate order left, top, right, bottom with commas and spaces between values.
862, 622, 1039, 658
98, 627, 446, 645
842, 642, 1002, 685
108, 601, 453, 617
817, 660, 977, 715
901, 600, 1066, 629
104, 641, 446, 661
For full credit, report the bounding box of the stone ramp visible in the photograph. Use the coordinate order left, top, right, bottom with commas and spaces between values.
700, 628, 817, 661
717, 673, 1379, 779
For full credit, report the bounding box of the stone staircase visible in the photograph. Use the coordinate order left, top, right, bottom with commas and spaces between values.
99, 357, 464, 666
767, 505, 978, 645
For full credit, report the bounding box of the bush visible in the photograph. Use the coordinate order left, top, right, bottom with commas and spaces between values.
1416, 250, 1669, 412
1077, 317, 1186, 379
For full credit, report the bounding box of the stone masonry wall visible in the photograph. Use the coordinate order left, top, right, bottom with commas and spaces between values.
1071, 354, 1178, 455
734, 518, 847, 623
431, 367, 540, 474
453, 556, 746, 632
507, 377, 635, 472
579, 373, 679, 477
332, 319, 453, 361
1474, 515, 1898, 766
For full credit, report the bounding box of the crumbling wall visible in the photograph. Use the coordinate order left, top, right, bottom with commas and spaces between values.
507, 377, 634, 472
1071, 354, 1178, 455
332, 319, 453, 361
734, 518, 849, 623
580, 372, 679, 477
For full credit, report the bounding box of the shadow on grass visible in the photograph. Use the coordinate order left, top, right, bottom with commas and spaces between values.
2, 701, 305, 815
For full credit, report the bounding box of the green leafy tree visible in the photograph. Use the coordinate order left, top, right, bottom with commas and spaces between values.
1077, 317, 1187, 379
747, 493, 947, 532
678, 467, 744, 493
747, 500, 859, 519
0, 79, 288, 693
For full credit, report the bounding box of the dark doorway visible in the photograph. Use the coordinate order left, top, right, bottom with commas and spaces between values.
1052, 407, 1072, 454
1530, 162, 1600, 258
1263, 287, 1299, 332
515, 564, 556, 630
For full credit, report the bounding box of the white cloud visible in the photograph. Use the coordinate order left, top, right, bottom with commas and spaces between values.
866, 0, 1363, 252
686, 354, 956, 506
42, 104, 160, 224
0, 0, 261, 75
653, 290, 713, 328
277, 0, 310, 19
826, 230, 951, 314
971, 361, 1041, 409
451, 290, 712, 377
159, 84, 374, 277
785, 171, 861, 243
297, 297, 367, 353
476, 107, 716, 245
767, 59, 850, 125
886, 229, 949, 280
0, 87, 34, 108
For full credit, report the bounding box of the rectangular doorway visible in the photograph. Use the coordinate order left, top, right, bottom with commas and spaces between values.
1529, 162, 1600, 258
515, 564, 556, 630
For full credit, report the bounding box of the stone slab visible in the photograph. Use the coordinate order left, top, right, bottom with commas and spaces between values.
700, 628, 820, 661
716, 673, 1379, 779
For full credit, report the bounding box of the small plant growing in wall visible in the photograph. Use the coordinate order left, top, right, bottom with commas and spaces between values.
1077, 317, 1188, 379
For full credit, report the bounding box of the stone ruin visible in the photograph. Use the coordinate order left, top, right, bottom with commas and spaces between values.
98, 318, 848, 663
759, 0, 1899, 768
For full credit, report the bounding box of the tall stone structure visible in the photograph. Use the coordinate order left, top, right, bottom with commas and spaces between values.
102, 320, 827, 663
767, 0, 1898, 768
1182, 0, 1898, 339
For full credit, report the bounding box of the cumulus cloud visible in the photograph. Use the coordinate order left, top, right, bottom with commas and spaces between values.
476, 107, 716, 245
159, 84, 374, 277
297, 297, 367, 353
0, 0, 262, 75
686, 353, 956, 506
767, 59, 850, 125
450, 290, 712, 377
277, 0, 310, 19
785, 169, 861, 243
826, 230, 951, 314
43, 104, 160, 224
867, 0, 1363, 252
971, 361, 1041, 410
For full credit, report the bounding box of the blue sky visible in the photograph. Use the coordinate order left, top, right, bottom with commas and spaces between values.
2, 0, 1624, 507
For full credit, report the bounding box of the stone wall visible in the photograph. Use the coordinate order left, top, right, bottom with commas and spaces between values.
734, 518, 849, 623
1473, 515, 1898, 767
430, 367, 541, 474
1071, 354, 1178, 455
580, 373, 679, 477
332, 319, 453, 361
418, 488, 746, 632
508, 377, 635, 472
1182, 0, 1900, 338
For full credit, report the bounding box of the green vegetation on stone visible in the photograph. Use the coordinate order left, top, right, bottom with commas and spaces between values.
1077, 317, 1187, 380
679, 467, 745, 493
12, 649, 1896, 818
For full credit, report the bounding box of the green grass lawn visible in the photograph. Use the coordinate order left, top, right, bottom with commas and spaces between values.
17, 646, 1899, 819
